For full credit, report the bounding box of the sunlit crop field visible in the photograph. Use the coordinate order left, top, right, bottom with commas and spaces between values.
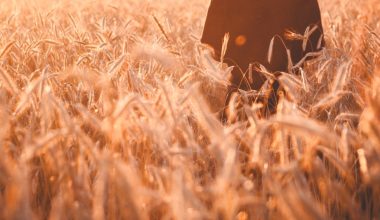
0, 0, 379, 219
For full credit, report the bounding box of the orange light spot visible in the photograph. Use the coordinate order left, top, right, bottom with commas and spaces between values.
235, 35, 247, 46
236, 211, 249, 220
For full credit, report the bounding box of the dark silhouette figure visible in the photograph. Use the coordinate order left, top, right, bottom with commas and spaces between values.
202, 0, 324, 117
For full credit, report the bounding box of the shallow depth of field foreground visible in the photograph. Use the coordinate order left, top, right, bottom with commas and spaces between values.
0, 0, 379, 219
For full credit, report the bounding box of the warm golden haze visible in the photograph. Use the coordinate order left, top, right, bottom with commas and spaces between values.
0, 0, 379, 219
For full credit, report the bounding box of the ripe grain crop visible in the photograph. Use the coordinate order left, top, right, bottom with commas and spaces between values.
0, 0, 379, 219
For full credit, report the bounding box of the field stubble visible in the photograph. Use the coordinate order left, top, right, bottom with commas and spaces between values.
0, 0, 379, 219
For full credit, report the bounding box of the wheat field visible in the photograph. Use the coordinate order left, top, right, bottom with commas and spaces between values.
0, 0, 379, 219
